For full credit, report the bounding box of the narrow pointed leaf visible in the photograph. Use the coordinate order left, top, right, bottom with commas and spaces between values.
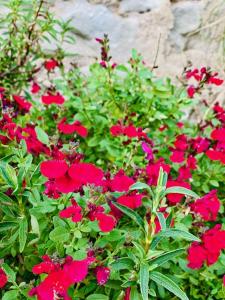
112, 201, 145, 229
140, 263, 149, 300
156, 228, 200, 242
149, 248, 185, 267
19, 217, 28, 253
165, 187, 199, 199
149, 271, 189, 300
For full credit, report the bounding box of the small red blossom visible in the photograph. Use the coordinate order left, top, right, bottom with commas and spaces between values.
110, 170, 134, 192
146, 159, 171, 186
95, 266, 110, 285
13, 95, 32, 112
110, 124, 123, 136
0, 268, 7, 288
211, 128, 225, 142
59, 199, 82, 222
58, 118, 88, 137
187, 85, 196, 98
31, 82, 41, 94
96, 213, 116, 232
117, 193, 143, 209
40, 160, 69, 179
42, 92, 65, 105
44, 58, 58, 71
190, 190, 220, 221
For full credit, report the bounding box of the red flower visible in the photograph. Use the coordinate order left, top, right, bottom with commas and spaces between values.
117, 193, 143, 209
190, 190, 220, 221
123, 125, 138, 138
187, 85, 196, 98
166, 180, 191, 205
96, 213, 116, 232
0, 268, 7, 289
170, 150, 185, 163
42, 92, 65, 105
40, 160, 69, 179
44, 59, 58, 71
32, 256, 59, 275
178, 166, 192, 180
110, 170, 134, 192
211, 128, 225, 142
208, 76, 223, 86
31, 82, 41, 94
31, 257, 90, 300
187, 155, 197, 170
187, 242, 207, 269
13, 95, 32, 112
95, 266, 110, 285
59, 199, 82, 222
187, 225, 225, 269
192, 137, 210, 153
68, 163, 104, 186
110, 124, 123, 136
58, 118, 88, 137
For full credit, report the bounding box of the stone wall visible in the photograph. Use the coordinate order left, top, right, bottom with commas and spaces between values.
51, 0, 225, 78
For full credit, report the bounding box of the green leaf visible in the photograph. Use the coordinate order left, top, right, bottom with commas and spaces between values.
49, 226, 70, 243
156, 212, 166, 231
0, 162, 18, 190
149, 248, 185, 267
130, 182, 151, 192
112, 201, 145, 230
111, 258, 135, 271
35, 126, 49, 145
139, 263, 149, 300
0, 221, 18, 232
157, 228, 200, 242
19, 217, 28, 253
130, 286, 141, 300
149, 271, 189, 300
165, 187, 199, 199
86, 294, 109, 300
2, 263, 16, 283
2, 290, 19, 300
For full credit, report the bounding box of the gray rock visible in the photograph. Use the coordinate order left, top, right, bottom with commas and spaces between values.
120, 0, 166, 14
172, 1, 203, 35
53, 0, 139, 58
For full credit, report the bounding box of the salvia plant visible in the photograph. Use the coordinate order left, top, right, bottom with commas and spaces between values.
0, 1, 225, 300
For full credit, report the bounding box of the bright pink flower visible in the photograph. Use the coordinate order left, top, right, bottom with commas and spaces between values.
44, 59, 58, 71
117, 193, 143, 209
110, 170, 134, 192
110, 124, 123, 136
96, 213, 116, 232
68, 162, 104, 186
31, 257, 90, 300
0, 268, 7, 288
124, 287, 131, 300
208, 76, 223, 86
187, 155, 197, 170
42, 92, 65, 105
95, 266, 110, 285
58, 118, 88, 137
142, 142, 153, 161
166, 180, 191, 205
59, 199, 82, 222
187, 242, 207, 269
174, 134, 188, 151
192, 137, 210, 153
205, 149, 223, 162
187, 85, 196, 98
40, 160, 69, 179
170, 150, 185, 163
55, 174, 81, 193
123, 125, 138, 138
176, 122, 184, 128
178, 166, 192, 180
31, 82, 41, 94
211, 128, 225, 142
13, 95, 32, 112
190, 190, 220, 221
44, 181, 61, 199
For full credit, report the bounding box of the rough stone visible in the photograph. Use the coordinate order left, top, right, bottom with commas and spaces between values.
171, 1, 204, 35
119, 0, 166, 13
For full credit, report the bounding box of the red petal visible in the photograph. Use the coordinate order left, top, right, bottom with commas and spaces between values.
40, 160, 68, 179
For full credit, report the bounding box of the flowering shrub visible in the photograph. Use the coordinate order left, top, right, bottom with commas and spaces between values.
0, 2, 225, 300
